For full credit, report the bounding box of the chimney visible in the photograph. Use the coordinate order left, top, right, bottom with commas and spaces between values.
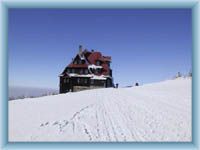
79, 45, 83, 53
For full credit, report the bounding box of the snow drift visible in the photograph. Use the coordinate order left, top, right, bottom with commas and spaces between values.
8, 78, 191, 142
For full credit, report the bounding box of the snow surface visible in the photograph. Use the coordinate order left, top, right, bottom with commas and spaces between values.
9, 78, 191, 142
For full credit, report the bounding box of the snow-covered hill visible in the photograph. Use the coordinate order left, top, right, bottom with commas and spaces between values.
8, 78, 191, 142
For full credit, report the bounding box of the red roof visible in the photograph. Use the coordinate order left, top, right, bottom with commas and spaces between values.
87, 52, 102, 64
101, 63, 110, 75
64, 49, 111, 76
99, 57, 111, 62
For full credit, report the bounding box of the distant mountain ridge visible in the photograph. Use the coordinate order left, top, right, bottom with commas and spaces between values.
9, 86, 58, 100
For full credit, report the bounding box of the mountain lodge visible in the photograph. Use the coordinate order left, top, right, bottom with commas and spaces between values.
59, 45, 114, 93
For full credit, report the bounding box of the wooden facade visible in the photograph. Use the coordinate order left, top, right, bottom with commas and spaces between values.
59, 45, 113, 93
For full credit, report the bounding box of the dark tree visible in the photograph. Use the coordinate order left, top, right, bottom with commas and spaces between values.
176, 72, 182, 78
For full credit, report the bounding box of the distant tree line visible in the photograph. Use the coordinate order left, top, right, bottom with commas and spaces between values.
174, 70, 192, 79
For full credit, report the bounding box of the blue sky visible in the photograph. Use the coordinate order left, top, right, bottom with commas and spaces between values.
8, 9, 192, 88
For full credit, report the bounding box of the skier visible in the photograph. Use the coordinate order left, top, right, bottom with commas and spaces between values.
135, 82, 139, 86
116, 83, 119, 88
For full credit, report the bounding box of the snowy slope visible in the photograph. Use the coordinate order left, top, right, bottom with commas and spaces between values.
9, 78, 191, 142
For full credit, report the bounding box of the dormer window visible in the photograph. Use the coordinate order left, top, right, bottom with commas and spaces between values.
74, 61, 77, 64
95, 69, 98, 74
96, 60, 100, 66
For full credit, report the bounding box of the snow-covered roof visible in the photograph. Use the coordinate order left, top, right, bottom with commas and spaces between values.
102, 75, 113, 79
88, 64, 102, 69
68, 73, 93, 78
62, 46, 112, 77
91, 75, 107, 80
64, 73, 108, 80
59, 74, 64, 77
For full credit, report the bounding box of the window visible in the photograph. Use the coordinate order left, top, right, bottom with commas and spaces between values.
84, 79, 87, 84
67, 69, 70, 73
95, 69, 99, 74
72, 69, 75, 73
96, 60, 100, 66
74, 61, 77, 64
77, 78, 80, 84
64, 78, 69, 83
91, 79, 94, 84
80, 69, 83, 74
85, 69, 88, 74
98, 69, 101, 74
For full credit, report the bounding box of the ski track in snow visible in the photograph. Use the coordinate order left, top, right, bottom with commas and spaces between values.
9, 78, 191, 142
